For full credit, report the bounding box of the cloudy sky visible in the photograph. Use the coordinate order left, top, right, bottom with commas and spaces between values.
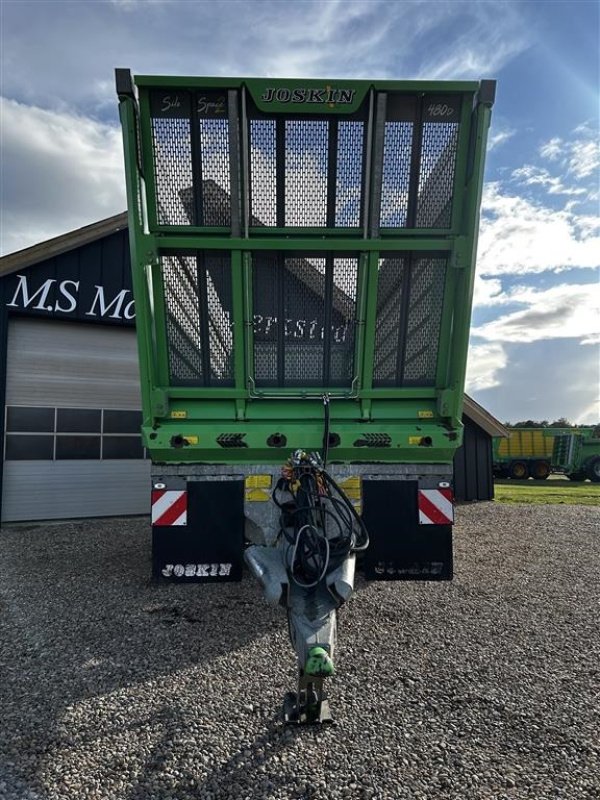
1, 0, 598, 424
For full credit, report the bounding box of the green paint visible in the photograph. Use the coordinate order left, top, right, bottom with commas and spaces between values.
305, 646, 335, 678
117, 73, 494, 465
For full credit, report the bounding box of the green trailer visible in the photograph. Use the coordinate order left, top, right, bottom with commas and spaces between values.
116, 71, 495, 721
553, 429, 600, 482
493, 426, 596, 480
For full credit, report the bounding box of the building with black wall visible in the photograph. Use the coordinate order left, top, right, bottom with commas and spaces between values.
0, 215, 506, 523
455, 396, 507, 501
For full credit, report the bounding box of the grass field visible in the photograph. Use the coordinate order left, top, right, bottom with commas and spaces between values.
494, 477, 600, 506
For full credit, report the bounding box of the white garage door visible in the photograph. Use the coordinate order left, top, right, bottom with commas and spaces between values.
2, 318, 150, 522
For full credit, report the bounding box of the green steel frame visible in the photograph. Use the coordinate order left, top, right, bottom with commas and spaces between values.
116, 72, 495, 465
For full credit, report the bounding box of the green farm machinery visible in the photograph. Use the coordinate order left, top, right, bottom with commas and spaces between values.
116, 71, 495, 722
553, 429, 600, 482
493, 426, 597, 480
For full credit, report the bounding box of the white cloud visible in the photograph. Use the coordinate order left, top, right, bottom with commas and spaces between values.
487, 128, 516, 152
568, 138, 600, 180
466, 342, 507, 391
573, 214, 600, 236
478, 182, 600, 276
469, 338, 599, 426
473, 274, 503, 307
414, 2, 528, 80
511, 165, 586, 196
110, 0, 166, 8
1, 0, 531, 115
539, 122, 600, 179
576, 399, 600, 425
511, 122, 599, 202
0, 98, 126, 255
471, 283, 600, 344
539, 137, 562, 161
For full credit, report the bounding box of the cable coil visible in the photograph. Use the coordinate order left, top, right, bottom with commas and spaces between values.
273, 451, 369, 588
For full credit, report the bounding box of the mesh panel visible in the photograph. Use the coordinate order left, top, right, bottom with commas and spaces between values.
204, 254, 234, 382
152, 117, 194, 225
373, 257, 407, 385
285, 121, 328, 226
329, 258, 359, 382
283, 257, 327, 383
416, 123, 459, 228
199, 119, 231, 226
252, 252, 279, 382
403, 257, 447, 383
379, 123, 413, 228
149, 90, 462, 231
163, 255, 203, 381
248, 113, 366, 229
373, 255, 447, 386
335, 122, 364, 227
250, 120, 277, 226
162, 253, 234, 385
252, 253, 359, 387
150, 90, 231, 228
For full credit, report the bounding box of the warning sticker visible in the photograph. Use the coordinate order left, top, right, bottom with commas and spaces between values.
245, 488, 271, 502
338, 476, 361, 501
152, 490, 187, 526
245, 475, 272, 490
418, 489, 454, 525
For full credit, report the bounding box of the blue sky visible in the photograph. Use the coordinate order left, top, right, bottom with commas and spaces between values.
1, 0, 598, 424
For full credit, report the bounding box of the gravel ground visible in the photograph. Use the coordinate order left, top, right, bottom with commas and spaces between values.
0, 502, 599, 800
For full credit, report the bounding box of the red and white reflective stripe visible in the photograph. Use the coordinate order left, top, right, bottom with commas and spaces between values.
151, 490, 187, 526
418, 488, 454, 525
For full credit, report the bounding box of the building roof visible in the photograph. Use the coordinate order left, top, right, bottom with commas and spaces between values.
463, 394, 508, 438
0, 212, 509, 439
0, 212, 128, 278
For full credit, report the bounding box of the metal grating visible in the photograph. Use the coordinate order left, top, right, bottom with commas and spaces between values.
198, 119, 231, 226
248, 115, 366, 229
148, 89, 462, 231
354, 433, 392, 448
252, 252, 279, 382
162, 252, 234, 386
329, 258, 359, 382
204, 253, 235, 382
402, 257, 446, 383
285, 121, 329, 226
373, 255, 447, 386
252, 253, 359, 387
149, 90, 231, 228
373, 257, 408, 384
152, 116, 194, 225
162, 255, 204, 381
379, 123, 413, 228
283, 257, 327, 383
335, 121, 365, 227
416, 123, 459, 228
249, 120, 277, 226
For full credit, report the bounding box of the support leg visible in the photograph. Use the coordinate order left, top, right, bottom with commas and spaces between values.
283, 669, 333, 724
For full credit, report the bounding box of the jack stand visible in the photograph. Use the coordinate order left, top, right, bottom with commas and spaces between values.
283, 671, 333, 725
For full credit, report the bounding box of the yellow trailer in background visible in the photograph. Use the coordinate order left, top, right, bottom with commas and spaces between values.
493, 427, 594, 480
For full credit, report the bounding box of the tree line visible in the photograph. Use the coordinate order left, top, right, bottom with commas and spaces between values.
504, 418, 598, 428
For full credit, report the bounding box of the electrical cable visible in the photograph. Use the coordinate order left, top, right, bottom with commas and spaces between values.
322, 394, 330, 467
321, 471, 370, 551
274, 451, 370, 588
290, 524, 330, 588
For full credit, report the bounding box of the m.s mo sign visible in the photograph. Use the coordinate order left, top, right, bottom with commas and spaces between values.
6, 274, 349, 341
6, 274, 136, 321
